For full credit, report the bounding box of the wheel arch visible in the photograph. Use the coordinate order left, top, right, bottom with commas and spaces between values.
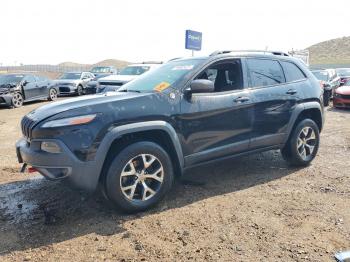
96, 121, 184, 184
283, 102, 323, 145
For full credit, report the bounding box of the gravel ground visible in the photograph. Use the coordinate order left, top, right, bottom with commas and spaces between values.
0, 100, 349, 261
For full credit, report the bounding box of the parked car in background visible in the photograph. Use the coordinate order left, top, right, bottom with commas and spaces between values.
96, 63, 161, 93
90, 66, 118, 76
16, 51, 324, 212
336, 68, 350, 86
85, 66, 119, 95
0, 74, 58, 108
311, 69, 340, 106
333, 80, 350, 108
55, 72, 94, 96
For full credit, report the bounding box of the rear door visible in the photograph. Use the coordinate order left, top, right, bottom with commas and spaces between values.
35, 76, 49, 97
22, 75, 38, 99
246, 58, 304, 149
179, 59, 254, 166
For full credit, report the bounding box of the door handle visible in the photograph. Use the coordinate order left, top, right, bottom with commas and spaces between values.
234, 96, 250, 103
286, 89, 297, 95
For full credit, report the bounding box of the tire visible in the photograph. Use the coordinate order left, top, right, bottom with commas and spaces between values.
104, 141, 174, 213
48, 88, 58, 101
323, 90, 330, 107
77, 85, 83, 96
281, 119, 320, 167
11, 92, 24, 108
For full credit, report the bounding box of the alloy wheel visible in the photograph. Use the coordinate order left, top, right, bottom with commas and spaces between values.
50, 89, 57, 100
120, 154, 164, 202
297, 127, 316, 160
12, 93, 23, 107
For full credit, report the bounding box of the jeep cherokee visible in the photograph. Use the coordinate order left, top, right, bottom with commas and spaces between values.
16, 51, 324, 212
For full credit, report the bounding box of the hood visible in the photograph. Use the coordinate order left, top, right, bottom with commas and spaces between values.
54, 79, 80, 84
98, 74, 137, 83
26, 91, 151, 122
335, 85, 350, 95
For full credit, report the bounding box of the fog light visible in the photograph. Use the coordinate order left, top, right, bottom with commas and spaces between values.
41, 141, 61, 154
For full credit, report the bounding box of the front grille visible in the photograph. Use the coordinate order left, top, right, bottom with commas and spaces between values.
337, 94, 350, 99
59, 87, 71, 93
99, 81, 124, 86
21, 116, 36, 139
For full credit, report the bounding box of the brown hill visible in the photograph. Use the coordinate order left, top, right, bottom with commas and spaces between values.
308, 36, 350, 65
93, 59, 130, 69
58, 59, 130, 69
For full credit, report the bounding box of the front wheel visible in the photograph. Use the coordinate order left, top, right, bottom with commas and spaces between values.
77, 85, 83, 96
11, 93, 24, 108
104, 141, 174, 213
281, 119, 320, 166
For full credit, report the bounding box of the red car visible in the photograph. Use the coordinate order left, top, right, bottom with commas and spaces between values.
333, 81, 350, 108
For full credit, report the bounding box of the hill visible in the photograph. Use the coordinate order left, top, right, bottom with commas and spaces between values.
58, 59, 130, 69
308, 36, 350, 65
93, 59, 130, 69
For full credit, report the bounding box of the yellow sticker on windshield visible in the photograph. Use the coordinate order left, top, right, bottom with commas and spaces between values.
154, 82, 170, 92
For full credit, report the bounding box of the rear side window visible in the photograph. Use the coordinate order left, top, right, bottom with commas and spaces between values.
247, 59, 285, 87
281, 61, 306, 82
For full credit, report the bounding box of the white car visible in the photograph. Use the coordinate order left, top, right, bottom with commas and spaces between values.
97, 63, 161, 92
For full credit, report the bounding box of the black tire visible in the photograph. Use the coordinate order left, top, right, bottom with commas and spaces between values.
104, 141, 174, 213
323, 90, 330, 107
281, 119, 320, 167
77, 85, 83, 96
48, 88, 58, 101
11, 92, 24, 108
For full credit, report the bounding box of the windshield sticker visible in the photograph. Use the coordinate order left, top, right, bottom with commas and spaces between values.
171, 65, 194, 71
154, 82, 170, 92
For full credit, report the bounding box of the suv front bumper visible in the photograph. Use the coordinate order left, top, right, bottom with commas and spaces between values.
16, 138, 100, 192
0, 94, 13, 106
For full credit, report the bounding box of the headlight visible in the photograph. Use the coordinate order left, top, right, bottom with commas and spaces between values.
41, 114, 96, 128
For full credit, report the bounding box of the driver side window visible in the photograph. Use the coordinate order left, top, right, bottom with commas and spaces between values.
195, 60, 243, 92
24, 75, 36, 83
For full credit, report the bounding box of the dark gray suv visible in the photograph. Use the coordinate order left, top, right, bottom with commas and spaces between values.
16, 50, 324, 212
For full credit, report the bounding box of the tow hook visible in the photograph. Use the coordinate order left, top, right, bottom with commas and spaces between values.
20, 163, 27, 173
20, 164, 37, 173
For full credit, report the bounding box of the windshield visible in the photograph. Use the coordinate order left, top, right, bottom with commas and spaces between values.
119, 66, 150, 76
312, 71, 329, 81
59, 73, 81, 80
336, 68, 350, 77
0, 74, 24, 85
120, 59, 205, 92
91, 67, 111, 73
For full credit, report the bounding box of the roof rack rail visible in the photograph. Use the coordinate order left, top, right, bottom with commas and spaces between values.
141, 61, 163, 64
210, 50, 290, 57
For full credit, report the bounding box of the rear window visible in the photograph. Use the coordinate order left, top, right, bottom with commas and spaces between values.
281, 61, 306, 82
247, 59, 285, 87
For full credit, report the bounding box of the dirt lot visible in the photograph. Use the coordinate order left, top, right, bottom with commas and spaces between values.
0, 100, 349, 261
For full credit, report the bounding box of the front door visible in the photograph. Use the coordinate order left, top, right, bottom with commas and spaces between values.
179, 59, 254, 166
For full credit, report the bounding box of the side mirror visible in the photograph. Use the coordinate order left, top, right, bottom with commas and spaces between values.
189, 79, 214, 94
22, 80, 28, 86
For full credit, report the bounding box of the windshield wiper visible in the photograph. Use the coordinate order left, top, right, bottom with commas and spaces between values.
119, 89, 141, 93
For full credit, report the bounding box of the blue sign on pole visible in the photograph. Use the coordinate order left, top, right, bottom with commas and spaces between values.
185, 30, 202, 51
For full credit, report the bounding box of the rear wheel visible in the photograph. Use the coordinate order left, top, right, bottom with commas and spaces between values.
281, 119, 320, 166
104, 141, 174, 213
48, 88, 58, 101
11, 93, 24, 108
323, 90, 330, 106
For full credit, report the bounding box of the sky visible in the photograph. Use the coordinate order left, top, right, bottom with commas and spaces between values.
1, 0, 350, 65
